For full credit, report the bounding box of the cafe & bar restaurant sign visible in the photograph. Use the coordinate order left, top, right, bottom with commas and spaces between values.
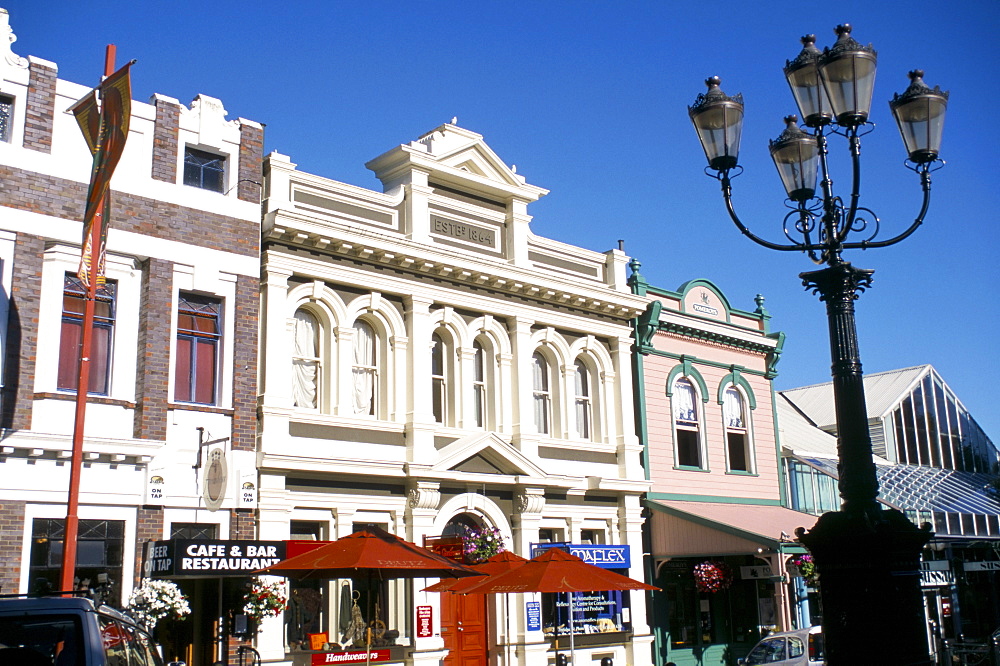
144, 540, 286, 577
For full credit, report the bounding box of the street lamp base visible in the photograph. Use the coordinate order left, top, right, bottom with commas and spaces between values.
797, 507, 933, 665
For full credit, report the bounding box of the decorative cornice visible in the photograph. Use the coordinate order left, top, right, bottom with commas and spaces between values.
655, 320, 775, 355
263, 223, 646, 320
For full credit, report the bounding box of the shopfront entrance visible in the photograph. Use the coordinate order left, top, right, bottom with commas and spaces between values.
142, 539, 286, 666
441, 592, 489, 666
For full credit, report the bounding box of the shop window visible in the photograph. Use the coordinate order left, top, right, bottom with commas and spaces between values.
724, 387, 752, 473
174, 293, 221, 404
0, 94, 13, 142
58, 274, 116, 395
29, 519, 124, 598
183, 147, 225, 193
472, 340, 487, 428
288, 521, 326, 651
532, 352, 552, 435
292, 308, 321, 409
352, 320, 378, 416
170, 523, 218, 539
672, 378, 703, 468
573, 360, 592, 440
541, 589, 631, 637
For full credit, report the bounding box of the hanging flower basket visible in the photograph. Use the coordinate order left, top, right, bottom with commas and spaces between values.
125, 579, 191, 630
692, 560, 733, 594
243, 577, 289, 624
789, 554, 819, 587
459, 525, 505, 564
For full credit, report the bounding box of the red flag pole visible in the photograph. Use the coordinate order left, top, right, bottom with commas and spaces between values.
60, 45, 116, 594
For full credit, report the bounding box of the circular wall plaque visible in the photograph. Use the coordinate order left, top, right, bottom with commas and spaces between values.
203, 448, 227, 511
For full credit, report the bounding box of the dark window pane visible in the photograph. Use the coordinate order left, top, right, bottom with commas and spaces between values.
0, 95, 12, 142
677, 429, 700, 467
184, 148, 226, 192
728, 432, 748, 472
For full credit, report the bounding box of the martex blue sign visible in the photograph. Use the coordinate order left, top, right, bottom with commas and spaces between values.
531, 543, 630, 569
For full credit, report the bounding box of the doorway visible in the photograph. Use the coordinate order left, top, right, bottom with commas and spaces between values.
441, 591, 489, 666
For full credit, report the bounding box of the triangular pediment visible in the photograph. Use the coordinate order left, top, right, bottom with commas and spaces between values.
435, 144, 516, 186
366, 124, 548, 202
433, 432, 547, 479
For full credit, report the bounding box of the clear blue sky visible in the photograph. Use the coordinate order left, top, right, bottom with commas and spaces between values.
9, 1, 999, 440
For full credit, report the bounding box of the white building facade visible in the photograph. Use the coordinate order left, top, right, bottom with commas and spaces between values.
256, 124, 653, 666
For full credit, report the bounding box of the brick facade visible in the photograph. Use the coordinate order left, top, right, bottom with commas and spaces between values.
132, 506, 164, 585
0, 501, 26, 593
134, 258, 174, 440
23, 59, 56, 153
151, 97, 181, 183
231, 275, 259, 453
229, 509, 256, 540
0, 166, 259, 257
2, 233, 44, 430
238, 123, 264, 204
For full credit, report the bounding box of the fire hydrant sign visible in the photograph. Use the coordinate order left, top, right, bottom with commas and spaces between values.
311, 651, 390, 664
416, 606, 433, 637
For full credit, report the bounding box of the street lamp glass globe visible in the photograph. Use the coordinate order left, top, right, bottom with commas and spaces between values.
890, 70, 949, 164
818, 24, 878, 127
784, 35, 833, 127
769, 116, 819, 202
689, 77, 744, 171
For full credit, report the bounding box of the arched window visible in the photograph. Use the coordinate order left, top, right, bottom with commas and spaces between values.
573, 360, 592, 440
292, 309, 320, 409
352, 320, 377, 416
673, 377, 703, 468
472, 341, 487, 429
532, 352, 551, 435
724, 387, 752, 472
431, 332, 447, 424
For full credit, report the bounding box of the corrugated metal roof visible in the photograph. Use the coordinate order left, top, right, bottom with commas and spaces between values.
776, 393, 839, 458
780, 365, 932, 430
778, 394, 893, 465
647, 500, 815, 557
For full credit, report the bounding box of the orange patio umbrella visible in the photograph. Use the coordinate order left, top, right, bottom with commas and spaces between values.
259, 525, 481, 580
422, 550, 528, 593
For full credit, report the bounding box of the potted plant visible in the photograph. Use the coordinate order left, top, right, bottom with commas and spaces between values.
692, 560, 733, 594
125, 579, 191, 630
788, 554, 819, 587
460, 525, 505, 564
243, 577, 289, 631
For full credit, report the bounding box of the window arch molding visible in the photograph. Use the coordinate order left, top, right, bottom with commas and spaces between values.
665, 361, 710, 404
716, 369, 757, 410
286, 281, 348, 324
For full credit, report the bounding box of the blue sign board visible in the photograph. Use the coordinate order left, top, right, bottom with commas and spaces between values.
530, 543, 630, 569
526, 601, 541, 631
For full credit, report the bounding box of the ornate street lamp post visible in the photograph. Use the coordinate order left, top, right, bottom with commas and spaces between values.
689, 24, 948, 666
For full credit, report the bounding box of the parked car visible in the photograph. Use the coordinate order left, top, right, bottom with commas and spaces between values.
738, 626, 825, 665
0, 594, 164, 666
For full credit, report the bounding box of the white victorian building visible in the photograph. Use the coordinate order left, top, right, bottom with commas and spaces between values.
256, 123, 653, 666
